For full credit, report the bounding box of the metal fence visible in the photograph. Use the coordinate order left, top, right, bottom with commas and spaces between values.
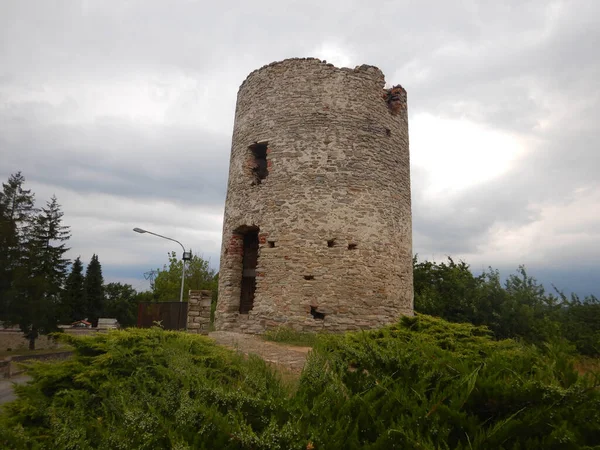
137, 302, 188, 330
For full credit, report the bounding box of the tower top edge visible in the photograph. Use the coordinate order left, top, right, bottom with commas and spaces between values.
238, 57, 393, 92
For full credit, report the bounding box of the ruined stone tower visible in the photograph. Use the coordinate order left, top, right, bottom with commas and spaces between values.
215, 58, 413, 333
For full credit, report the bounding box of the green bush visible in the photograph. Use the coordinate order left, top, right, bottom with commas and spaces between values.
2, 317, 599, 449
413, 256, 600, 356
297, 315, 600, 449
0, 328, 302, 449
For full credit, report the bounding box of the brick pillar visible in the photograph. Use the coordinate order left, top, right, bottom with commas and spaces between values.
187, 290, 212, 335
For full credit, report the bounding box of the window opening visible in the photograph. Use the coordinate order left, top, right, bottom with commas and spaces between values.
249, 142, 268, 184
304, 275, 315, 280
327, 239, 335, 248
348, 243, 357, 250
310, 306, 325, 320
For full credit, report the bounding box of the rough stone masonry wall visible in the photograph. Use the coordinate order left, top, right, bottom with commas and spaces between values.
216, 58, 413, 333
187, 290, 212, 334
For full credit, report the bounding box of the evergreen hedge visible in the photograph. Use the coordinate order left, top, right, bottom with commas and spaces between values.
1, 316, 599, 449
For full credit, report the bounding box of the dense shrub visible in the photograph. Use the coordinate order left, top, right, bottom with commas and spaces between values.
413, 256, 600, 356
298, 315, 600, 449
1, 317, 599, 449
0, 328, 302, 449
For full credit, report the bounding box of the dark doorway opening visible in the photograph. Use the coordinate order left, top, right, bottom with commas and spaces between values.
249, 142, 268, 184
239, 227, 259, 314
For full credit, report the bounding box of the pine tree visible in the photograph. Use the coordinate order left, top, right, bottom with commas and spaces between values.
84, 254, 104, 327
61, 256, 86, 322
12, 195, 71, 349
0, 172, 37, 318
29, 196, 71, 295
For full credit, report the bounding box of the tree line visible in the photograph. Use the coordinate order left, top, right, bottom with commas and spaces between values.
0, 172, 217, 349
413, 256, 600, 356
0, 172, 140, 348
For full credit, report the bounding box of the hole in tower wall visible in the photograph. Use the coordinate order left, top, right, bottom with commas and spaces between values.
304, 275, 314, 280
327, 239, 335, 247
383, 85, 405, 116
268, 241, 275, 248
348, 243, 357, 250
237, 227, 259, 314
310, 306, 325, 320
249, 142, 268, 184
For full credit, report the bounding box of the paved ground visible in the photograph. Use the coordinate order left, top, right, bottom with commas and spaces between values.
209, 331, 311, 373
0, 375, 30, 406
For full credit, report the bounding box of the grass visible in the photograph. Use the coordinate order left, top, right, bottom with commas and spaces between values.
262, 326, 319, 347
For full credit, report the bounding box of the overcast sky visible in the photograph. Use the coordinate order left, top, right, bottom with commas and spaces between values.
1, 0, 598, 296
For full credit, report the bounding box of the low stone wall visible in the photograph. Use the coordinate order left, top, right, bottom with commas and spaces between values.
0, 328, 99, 352
1, 351, 73, 378
187, 290, 212, 335
0, 330, 60, 351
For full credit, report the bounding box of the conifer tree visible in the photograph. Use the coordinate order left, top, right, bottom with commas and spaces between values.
0, 172, 37, 317
13, 195, 70, 348
61, 256, 86, 322
84, 254, 104, 326
29, 196, 71, 294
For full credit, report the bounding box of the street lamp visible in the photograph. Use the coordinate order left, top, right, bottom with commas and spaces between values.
133, 227, 192, 303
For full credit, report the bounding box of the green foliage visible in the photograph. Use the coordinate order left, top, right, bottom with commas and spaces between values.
61, 256, 86, 322
0, 327, 303, 449
295, 315, 599, 449
28, 195, 71, 293
103, 282, 139, 328
413, 256, 599, 356
263, 327, 318, 347
84, 254, 104, 327
558, 294, 600, 356
2, 316, 598, 449
413, 256, 484, 324
0, 172, 37, 321
1, 180, 70, 349
152, 251, 217, 302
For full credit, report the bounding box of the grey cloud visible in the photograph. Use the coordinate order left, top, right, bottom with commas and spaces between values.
1, 0, 598, 295
1, 113, 230, 208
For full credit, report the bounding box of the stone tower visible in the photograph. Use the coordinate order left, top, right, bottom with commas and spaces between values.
215, 58, 413, 333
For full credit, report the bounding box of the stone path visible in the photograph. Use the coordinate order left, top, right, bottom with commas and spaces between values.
208, 331, 311, 373
0, 375, 30, 407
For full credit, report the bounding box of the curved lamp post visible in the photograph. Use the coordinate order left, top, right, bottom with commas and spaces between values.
133, 227, 192, 303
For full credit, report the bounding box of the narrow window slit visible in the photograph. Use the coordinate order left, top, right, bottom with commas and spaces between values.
304, 275, 314, 280
327, 239, 335, 248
